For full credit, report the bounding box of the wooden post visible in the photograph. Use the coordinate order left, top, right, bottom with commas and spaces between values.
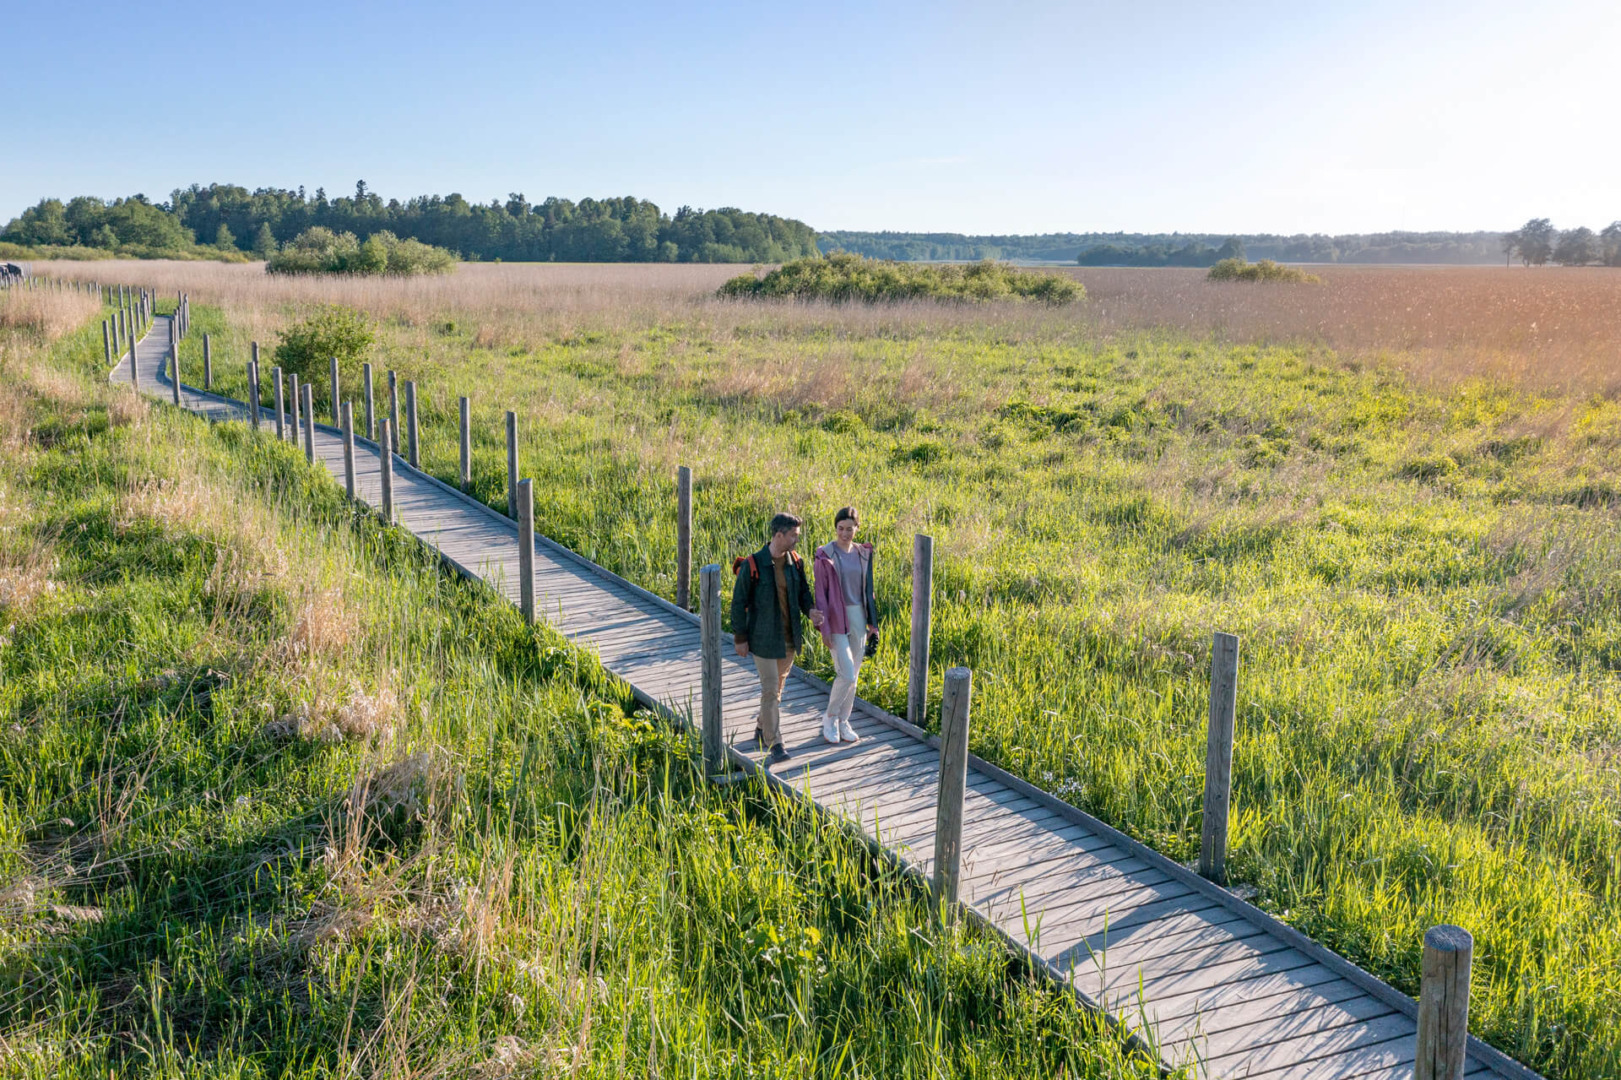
273, 367, 286, 440
1200, 631, 1241, 884
676, 465, 693, 610
458, 395, 471, 491
329, 356, 340, 426
908, 533, 934, 729
505, 410, 518, 519
363, 363, 375, 441
405, 380, 419, 468
518, 478, 535, 625
1416, 925, 1473, 1080
933, 666, 973, 918
341, 401, 356, 499
378, 419, 394, 523
102, 321, 111, 365
129, 335, 138, 389
202, 333, 212, 389
290, 373, 302, 444
300, 382, 315, 464
170, 339, 180, 404
700, 562, 723, 773
247, 362, 260, 430
387, 370, 399, 452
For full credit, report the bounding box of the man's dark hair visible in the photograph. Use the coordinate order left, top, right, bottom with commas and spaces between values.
834, 506, 859, 527
769, 512, 802, 537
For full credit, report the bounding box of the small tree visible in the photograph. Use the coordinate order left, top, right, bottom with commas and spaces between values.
274, 305, 374, 393
1553, 227, 1597, 266
1511, 218, 1555, 266
253, 222, 278, 260
215, 223, 237, 250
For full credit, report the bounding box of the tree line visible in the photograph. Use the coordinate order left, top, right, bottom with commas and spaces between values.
1501, 219, 1621, 267
0, 182, 821, 263
820, 230, 1510, 265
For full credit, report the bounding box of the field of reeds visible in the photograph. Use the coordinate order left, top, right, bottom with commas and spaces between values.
0, 294, 1155, 1075
30, 258, 1621, 1077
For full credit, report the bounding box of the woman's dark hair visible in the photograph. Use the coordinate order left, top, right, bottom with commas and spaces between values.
834, 506, 859, 527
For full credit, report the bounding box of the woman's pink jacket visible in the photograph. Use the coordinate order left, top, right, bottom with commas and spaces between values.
813, 542, 876, 648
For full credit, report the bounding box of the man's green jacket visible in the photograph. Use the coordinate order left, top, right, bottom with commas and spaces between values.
730, 544, 815, 660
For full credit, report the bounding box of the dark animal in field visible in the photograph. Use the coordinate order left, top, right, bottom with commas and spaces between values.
0, 263, 22, 284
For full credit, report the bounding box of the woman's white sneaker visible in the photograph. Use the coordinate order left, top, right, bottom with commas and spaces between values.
820, 716, 841, 744
837, 720, 860, 744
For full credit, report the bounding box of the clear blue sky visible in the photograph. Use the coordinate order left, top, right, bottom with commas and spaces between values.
4, 0, 1615, 235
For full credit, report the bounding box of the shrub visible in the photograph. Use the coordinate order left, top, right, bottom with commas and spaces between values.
266, 227, 456, 276
274, 305, 374, 381
1207, 258, 1322, 284
720, 253, 1083, 304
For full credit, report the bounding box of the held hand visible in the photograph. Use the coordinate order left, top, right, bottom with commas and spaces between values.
809, 609, 825, 628
735, 640, 750, 657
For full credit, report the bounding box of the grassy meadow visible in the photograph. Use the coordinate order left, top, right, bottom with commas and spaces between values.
0, 290, 1155, 1076
34, 259, 1621, 1078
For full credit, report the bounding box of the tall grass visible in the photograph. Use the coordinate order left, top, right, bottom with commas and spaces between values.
0, 311, 1155, 1075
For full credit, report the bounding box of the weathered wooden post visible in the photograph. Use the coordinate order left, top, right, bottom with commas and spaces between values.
378, 419, 394, 523
341, 401, 356, 499
363, 363, 375, 441
129, 335, 138, 389
248, 360, 261, 430
908, 533, 935, 728
300, 382, 315, 464
289, 373, 302, 444
387, 370, 399, 452
329, 356, 340, 425
170, 339, 181, 405
458, 396, 471, 491
676, 465, 693, 610
405, 381, 419, 468
1199, 631, 1241, 884
700, 562, 723, 773
102, 321, 111, 365
273, 367, 286, 440
933, 666, 973, 919
505, 411, 518, 519
1416, 925, 1473, 1080
518, 478, 535, 625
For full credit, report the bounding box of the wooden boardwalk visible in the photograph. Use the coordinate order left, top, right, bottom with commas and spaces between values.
118, 316, 1540, 1080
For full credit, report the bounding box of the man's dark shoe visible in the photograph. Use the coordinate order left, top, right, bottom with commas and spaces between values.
768, 743, 791, 764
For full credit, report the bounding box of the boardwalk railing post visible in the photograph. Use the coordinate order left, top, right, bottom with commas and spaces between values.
1200, 631, 1241, 884
458, 395, 471, 491
908, 533, 935, 728
102, 321, 111, 365
363, 363, 375, 441
329, 356, 340, 425
1416, 925, 1473, 1080
248, 361, 261, 430
290, 374, 302, 443
170, 338, 180, 405
677, 465, 693, 610
505, 411, 518, 519
518, 478, 536, 626
129, 335, 138, 389
273, 368, 286, 440
300, 382, 315, 464
933, 666, 973, 920
700, 563, 723, 773
387, 370, 400, 452
405, 380, 419, 468
341, 401, 356, 499
379, 419, 395, 523
203, 332, 212, 389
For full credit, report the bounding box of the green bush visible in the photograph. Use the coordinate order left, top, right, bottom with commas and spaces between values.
266, 226, 456, 276
1207, 257, 1322, 284
720, 253, 1083, 304
274, 305, 374, 382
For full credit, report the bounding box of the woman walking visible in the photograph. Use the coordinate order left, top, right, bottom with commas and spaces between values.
814, 507, 877, 744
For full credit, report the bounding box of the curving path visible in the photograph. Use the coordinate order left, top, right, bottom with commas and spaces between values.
115, 314, 1539, 1080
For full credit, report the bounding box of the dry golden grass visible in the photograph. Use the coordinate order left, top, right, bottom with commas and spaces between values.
0, 289, 101, 340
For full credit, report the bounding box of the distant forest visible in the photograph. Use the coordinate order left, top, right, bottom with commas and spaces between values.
818, 230, 1509, 265
1, 182, 821, 263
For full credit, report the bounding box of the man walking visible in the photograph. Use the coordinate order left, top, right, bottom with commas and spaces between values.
732, 512, 823, 763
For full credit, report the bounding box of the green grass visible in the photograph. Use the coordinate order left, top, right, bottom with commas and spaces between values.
720, 254, 1082, 304
0, 316, 1156, 1076
179, 290, 1621, 1077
